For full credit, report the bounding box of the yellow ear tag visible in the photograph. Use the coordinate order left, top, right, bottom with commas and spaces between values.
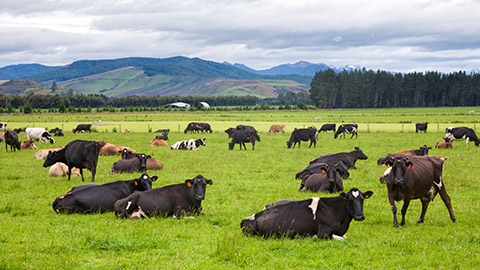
187, 182, 192, 187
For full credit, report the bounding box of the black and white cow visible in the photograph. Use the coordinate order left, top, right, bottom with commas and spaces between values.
170, 138, 206, 150
73, 124, 92, 133
184, 122, 212, 134
25, 127, 55, 144
319, 124, 336, 133
445, 127, 480, 147
415, 122, 428, 133
0, 123, 6, 132
240, 188, 373, 239
334, 124, 358, 139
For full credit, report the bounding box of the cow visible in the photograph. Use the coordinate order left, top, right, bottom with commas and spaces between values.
49, 162, 81, 177
171, 138, 206, 150
319, 124, 336, 133
25, 127, 55, 144
391, 145, 432, 156
49, 127, 64, 136
334, 124, 358, 139
228, 129, 260, 150
379, 155, 456, 227
111, 153, 151, 173
114, 175, 212, 219
149, 138, 168, 146
21, 139, 38, 150
184, 122, 212, 134
445, 127, 480, 147
0, 123, 6, 132
268, 124, 285, 135
34, 147, 64, 159
72, 124, 92, 133
13, 128, 23, 133
240, 188, 373, 239
435, 137, 453, 149
123, 129, 132, 133
224, 128, 237, 138
415, 122, 428, 133
4, 130, 21, 152
287, 127, 318, 148
296, 161, 350, 180
52, 173, 158, 214
155, 133, 169, 140
43, 140, 105, 181
99, 143, 135, 156
310, 147, 368, 169
300, 164, 344, 193
155, 129, 170, 133
119, 148, 163, 170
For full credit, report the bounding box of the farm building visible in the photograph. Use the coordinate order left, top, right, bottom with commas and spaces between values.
163, 102, 191, 109
197, 102, 210, 109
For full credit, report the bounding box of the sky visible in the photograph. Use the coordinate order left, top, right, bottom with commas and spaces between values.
1, 0, 479, 73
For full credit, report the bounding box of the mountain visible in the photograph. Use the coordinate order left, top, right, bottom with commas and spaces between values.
231, 61, 360, 76
0, 79, 75, 95
0, 64, 58, 80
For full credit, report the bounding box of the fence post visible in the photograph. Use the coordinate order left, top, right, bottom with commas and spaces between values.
119, 124, 121, 132
401, 124, 404, 133
148, 124, 150, 133
437, 123, 439, 132
178, 125, 180, 133
367, 123, 370, 133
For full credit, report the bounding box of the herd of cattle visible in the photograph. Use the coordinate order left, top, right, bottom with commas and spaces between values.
1, 120, 479, 240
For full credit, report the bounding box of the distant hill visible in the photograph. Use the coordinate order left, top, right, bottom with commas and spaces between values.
230, 61, 360, 76
0, 79, 75, 95
0, 64, 58, 80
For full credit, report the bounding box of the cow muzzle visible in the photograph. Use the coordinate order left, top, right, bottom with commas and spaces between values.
354, 215, 365, 221
394, 178, 403, 185
196, 195, 205, 201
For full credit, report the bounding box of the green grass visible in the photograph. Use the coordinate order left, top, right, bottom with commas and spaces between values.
1, 109, 480, 269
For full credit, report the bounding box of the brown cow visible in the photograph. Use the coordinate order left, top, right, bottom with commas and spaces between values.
147, 157, 164, 170
435, 138, 453, 149
391, 144, 431, 156
379, 155, 455, 227
34, 147, 64, 159
123, 129, 132, 133
21, 139, 38, 149
49, 162, 81, 177
148, 138, 168, 146
268, 124, 285, 135
99, 142, 135, 156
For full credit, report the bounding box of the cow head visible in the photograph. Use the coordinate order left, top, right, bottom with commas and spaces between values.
42, 131, 55, 144
134, 173, 158, 191
340, 188, 373, 221
334, 161, 350, 179
419, 145, 432, 155
43, 151, 61, 167
195, 138, 206, 147
354, 147, 368, 160
185, 174, 213, 201
385, 156, 413, 186
287, 140, 293, 148
135, 154, 151, 171
119, 148, 136, 159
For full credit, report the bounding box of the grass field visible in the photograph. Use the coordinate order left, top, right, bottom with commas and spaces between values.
1, 108, 480, 269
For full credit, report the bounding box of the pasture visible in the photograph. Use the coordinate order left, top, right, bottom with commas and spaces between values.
1, 108, 480, 269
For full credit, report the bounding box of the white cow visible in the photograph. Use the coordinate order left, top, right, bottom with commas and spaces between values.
26, 127, 55, 144
170, 138, 206, 150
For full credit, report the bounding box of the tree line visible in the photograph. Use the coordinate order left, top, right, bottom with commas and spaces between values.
309, 69, 480, 108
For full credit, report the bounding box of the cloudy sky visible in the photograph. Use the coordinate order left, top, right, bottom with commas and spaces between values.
1, 0, 479, 72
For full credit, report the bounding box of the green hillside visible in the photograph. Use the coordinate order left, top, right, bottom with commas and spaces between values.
0, 79, 75, 95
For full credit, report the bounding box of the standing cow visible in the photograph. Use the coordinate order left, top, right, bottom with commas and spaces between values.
268, 124, 285, 135
4, 131, 21, 152
445, 127, 480, 147
319, 124, 336, 133
229, 129, 260, 150
73, 124, 92, 133
287, 127, 318, 148
415, 122, 428, 133
334, 124, 358, 139
26, 127, 55, 144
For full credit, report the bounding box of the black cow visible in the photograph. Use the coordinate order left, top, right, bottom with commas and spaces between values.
43, 140, 105, 181
155, 129, 170, 133
155, 133, 169, 140
73, 124, 92, 133
380, 155, 456, 227
445, 127, 480, 147
119, 148, 136, 159
319, 124, 336, 133
50, 127, 64, 136
4, 131, 21, 152
310, 147, 368, 169
391, 144, 432, 156
52, 173, 158, 214
229, 129, 260, 150
287, 127, 317, 148
111, 153, 151, 173
225, 128, 237, 138
240, 188, 373, 239
415, 122, 428, 133
334, 124, 358, 139
184, 122, 212, 134
300, 164, 343, 193
13, 128, 23, 133
114, 175, 213, 218
296, 161, 350, 180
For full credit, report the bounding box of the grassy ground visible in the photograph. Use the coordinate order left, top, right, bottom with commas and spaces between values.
1, 109, 479, 269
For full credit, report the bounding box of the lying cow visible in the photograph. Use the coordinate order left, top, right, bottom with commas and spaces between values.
119, 148, 163, 170
149, 138, 168, 146
114, 175, 212, 218
52, 173, 158, 214
34, 147, 64, 159
310, 147, 368, 169
171, 138, 206, 150
300, 164, 344, 193
21, 139, 38, 149
334, 124, 358, 139
445, 126, 480, 147
26, 127, 55, 144
268, 124, 285, 135
49, 162, 81, 177
240, 188, 373, 239
296, 161, 350, 180
99, 142, 135, 156
435, 137, 453, 149
287, 127, 317, 148
391, 144, 431, 156
112, 153, 151, 173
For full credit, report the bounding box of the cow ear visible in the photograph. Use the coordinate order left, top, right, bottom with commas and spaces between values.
406, 161, 413, 169
206, 179, 213, 185
151, 176, 158, 182
363, 191, 373, 199
340, 192, 348, 200
185, 180, 193, 187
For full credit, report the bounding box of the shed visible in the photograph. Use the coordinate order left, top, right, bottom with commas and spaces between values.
197, 102, 210, 109
163, 102, 191, 109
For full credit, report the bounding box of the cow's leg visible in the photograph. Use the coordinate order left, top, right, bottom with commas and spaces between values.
466, 137, 470, 147
251, 140, 255, 150
400, 198, 411, 226
417, 198, 430, 223
388, 194, 399, 227
317, 223, 334, 239
78, 168, 85, 181
437, 186, 456, 222
350, 132, 355, 139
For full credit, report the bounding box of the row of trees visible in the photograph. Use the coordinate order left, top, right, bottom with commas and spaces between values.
310, 69, 480, 108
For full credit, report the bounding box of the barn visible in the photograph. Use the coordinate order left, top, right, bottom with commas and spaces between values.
163, 102, 191, 109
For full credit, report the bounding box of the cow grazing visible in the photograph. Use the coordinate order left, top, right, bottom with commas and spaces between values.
224, 128, 237, 138
296, 161, 350, 181
334, 124, 358, 139
229, 129, 260, 150
435, 137, 453, 149
445, 127, 480, 147
319, 124, 336, 133
287, 127, 318, 148
52, 173, 158, 214
13, 128, 23, 133
25, 127, 55, 144
310, 147, 368, 169
34, 147, 64, 159
72, 124, 92, 133
112, 153, 151, 173
171, 138, 206, 150
391, 145, 432, 156
43, 140, 105, 181
99, 143, 135, 156
240, 188, 373, 239
49, 162, 81, 177
49, 127, 64, 136
300, 164, 344, 193
379, 155, 456, 227
415, 122, 428, 133
268, 124, 285, 135
184, 122, 212, 134
4, 131, 21, 152
21, 139, 38, 150
114, 175, 212, 219
149, 138, 168, 146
